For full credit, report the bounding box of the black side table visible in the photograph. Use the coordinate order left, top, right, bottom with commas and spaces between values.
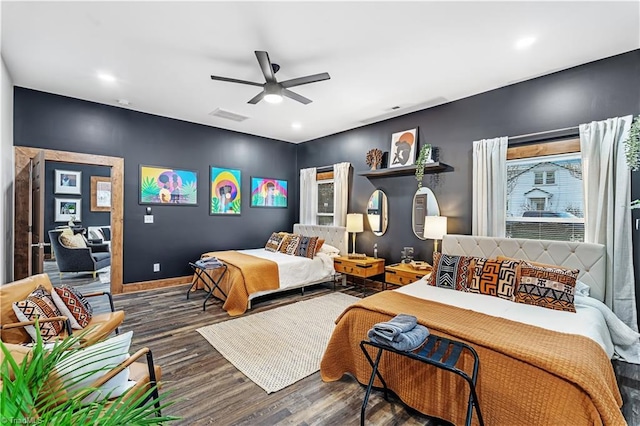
188, 261, 228, 311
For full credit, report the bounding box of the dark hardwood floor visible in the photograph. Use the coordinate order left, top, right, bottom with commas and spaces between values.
46, 263, 639, 425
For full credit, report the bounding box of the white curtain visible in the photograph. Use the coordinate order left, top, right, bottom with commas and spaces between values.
333, 162, 351, 226
472, 137, 508, 237
299, 167, 317, 225
580, 115, 637, 331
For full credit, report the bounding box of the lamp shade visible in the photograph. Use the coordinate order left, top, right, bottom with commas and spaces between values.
346, 213, 364, 233
423, 216, 448, 240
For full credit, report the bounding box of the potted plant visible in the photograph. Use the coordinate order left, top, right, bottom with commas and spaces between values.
415, 144, 433, 189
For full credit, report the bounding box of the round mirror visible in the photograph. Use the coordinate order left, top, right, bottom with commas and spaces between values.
412, 187, 440, 240
366, 189, 388, 236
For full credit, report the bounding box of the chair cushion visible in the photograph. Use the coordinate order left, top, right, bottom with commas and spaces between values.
91, 252, 111, 262
60, 233, 87, 249
12, 285, 64, 341
51, 285, 93, 329
81, 311, 125, 346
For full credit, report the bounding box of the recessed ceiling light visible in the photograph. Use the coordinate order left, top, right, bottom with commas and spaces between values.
117, 99, 131, 106
515, 36, 536, 50
97, 72, 116, 83
291, 122, 302, 130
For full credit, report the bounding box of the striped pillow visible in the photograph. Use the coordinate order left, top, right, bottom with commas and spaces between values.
12, 285, 64, 341
296, 236, 319, 259
426, 252, 475, 291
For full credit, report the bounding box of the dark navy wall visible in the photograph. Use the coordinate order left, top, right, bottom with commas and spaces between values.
298, 50, 640, 265
14, 89, 298, 283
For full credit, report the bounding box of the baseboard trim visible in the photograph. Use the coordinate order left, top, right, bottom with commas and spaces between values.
121, 275, 192, 293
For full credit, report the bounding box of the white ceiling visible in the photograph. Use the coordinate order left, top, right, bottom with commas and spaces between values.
2, 1, 639, 143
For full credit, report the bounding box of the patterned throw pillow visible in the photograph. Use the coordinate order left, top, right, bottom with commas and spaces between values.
515, 261, 578, 312
60, 233, 87, 248
264, 232, 284, 252
278, 233, 299, 254
51, 285, 93, 329
297, 236, 319, 259
426, 252, 475, 291
468, 258, 520, 301
282, 234, 302, 255
12, 285, 64, 341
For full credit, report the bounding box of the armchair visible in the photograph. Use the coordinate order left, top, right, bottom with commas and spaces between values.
49, 229, 111, 279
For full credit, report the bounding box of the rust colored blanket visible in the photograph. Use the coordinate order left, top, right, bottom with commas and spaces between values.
320, 291, 624, 426
194, 251, 279, 316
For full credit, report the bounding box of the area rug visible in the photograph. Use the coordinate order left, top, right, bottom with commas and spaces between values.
196, 292, 359, 393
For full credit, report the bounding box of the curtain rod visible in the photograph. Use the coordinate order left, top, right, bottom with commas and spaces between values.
509, 125, 579, 142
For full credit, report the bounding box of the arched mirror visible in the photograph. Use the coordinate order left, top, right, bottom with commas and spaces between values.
366, 189, 388, 236
412, 187, 440, 239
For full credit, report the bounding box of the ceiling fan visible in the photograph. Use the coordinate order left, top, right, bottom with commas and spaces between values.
210, 51, 330, 105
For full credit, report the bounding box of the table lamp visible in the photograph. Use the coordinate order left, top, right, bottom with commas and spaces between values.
424, 216, 448, 253
346, 213, 364, 256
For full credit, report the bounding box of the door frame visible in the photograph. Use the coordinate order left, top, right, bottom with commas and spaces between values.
14, 147, 125, 294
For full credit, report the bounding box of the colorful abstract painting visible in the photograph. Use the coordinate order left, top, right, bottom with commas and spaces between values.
139, 165, 198, 205
250, 177, 288, 208
211, 167, 241, 214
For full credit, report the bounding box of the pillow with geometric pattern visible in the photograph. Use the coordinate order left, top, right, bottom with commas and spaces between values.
279, 234, 301, 255
296, 236, 319, 259
51, 285, 93, 329
514, 261, 578, 312
468, 258, 520, 301
264, 232, 285, 252
426, 252, 476, 291
12, 285, 65, 341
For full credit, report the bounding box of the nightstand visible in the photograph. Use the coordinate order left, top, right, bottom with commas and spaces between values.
334, 256, 385, 292
384, 262, 432, 289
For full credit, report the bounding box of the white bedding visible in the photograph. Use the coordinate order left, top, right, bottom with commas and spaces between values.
396, 280, 640, 363
240, 248, 334, 292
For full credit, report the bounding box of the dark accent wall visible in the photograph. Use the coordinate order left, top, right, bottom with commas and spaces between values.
298, 50, 640, 267
14, 89, 298, 283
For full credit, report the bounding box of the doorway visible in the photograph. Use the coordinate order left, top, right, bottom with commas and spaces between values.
14, 147, 124, 294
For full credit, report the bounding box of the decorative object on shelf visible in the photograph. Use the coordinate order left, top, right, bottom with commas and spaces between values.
55, 198, 82, 223
415, 144, 434, 189
54, 169, 82, 195
210, 167, 241, 215
139, 165, 198, 205
409, 260, 432, 271
424, 215, 448, 252
250, 177, 288, 208
389, 128, 417, 168
365, 148, 383, 171
401, 247, 414, 264
346, 213, 364, 255
347, 252, 367, 260
623, 115, 640, 209
90, 176, 111, 212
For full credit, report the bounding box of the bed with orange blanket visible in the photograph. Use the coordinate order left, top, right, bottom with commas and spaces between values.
320, 235, 629, 425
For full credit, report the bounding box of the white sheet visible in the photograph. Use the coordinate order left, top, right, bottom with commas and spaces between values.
395, 280, 640, 362
240, 249, 334, 291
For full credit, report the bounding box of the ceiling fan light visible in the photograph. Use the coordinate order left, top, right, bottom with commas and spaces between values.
264, 93, 283, 104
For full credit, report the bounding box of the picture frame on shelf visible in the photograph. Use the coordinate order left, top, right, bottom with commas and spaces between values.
210, 167, 241, 215
55, 198, 82, 222
54, 170, 82, 195
139, 165, 198, 205
389, 128, 417, 168
250, 177, 288, 208
90, 176, 111, 212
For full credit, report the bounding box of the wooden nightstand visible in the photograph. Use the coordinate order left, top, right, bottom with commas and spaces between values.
384, 262, 432, 289
334, 256, 385, 290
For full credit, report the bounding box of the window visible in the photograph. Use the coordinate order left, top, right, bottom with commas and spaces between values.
506, 138, 584, 242
316, 172, 334, 225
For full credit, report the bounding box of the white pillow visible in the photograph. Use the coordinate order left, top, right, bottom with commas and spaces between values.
56, 331, 135, 403
318, 243, 340, 255
576, 280, 590, 297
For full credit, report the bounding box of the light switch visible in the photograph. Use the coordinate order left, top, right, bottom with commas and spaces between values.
144, 215, 154, 224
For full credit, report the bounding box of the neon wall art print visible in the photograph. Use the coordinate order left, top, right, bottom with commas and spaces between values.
211, 167, 241, 215
250, 177, 288, 208
139, 165, 198, 205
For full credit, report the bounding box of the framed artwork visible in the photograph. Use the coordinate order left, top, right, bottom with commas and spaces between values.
210, 167, 241, 215
55, 198, 82, 222
54, 170, 82, 195
250, 177, 288, 208
90, 176, 111, 212
139, 165, 198, 205
389, 128, 417, 168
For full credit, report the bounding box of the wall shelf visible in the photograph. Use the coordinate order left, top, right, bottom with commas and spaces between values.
358, 162, 449, 178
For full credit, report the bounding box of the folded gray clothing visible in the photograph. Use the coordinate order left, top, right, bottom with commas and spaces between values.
371, 314, 418, 341
367, 324, 430, 352
195, 257, 223, 268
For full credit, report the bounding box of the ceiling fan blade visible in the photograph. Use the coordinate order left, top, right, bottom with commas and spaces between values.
282, 89, 312, 105
280, 72, 331, 89
210, 75, 263, 87
247, 91, 266, 104
255, 51, 277, 84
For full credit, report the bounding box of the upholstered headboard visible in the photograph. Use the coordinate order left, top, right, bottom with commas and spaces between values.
293, 224, 348, 255
442, 235, 606, 302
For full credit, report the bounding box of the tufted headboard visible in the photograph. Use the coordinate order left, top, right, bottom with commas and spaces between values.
293, 224, 348, 256
442, 234, 606, 302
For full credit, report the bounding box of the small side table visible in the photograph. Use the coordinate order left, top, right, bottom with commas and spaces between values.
188, 262, 228, 311
334, 256, 385, 294
384, 262, 432, 290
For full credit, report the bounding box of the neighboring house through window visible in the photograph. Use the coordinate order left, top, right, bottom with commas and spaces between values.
316, 171, 334, 225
